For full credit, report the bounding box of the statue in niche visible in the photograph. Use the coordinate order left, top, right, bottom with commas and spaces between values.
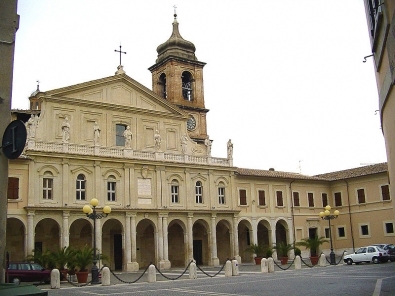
61, 116, 70, 143
123, 125, 133, 148
181, 134, 188, 154
227, 139, 233, 159
93, 121, 100, 145
154, 129, 161, 150
204, 136, 212, 156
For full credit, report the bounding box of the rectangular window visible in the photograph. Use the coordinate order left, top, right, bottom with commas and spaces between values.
171, 184, 179, 203
361, 225, 369, 236
385, 222, 394, 234
76, 175, 86, 201
322, 193, 328, 207
43, 178, 53, 200
258, 190, 266, 206
324, 228, 330, 239
276, 191, 283, 207
116, 124, 126, 146
357, 189, 366, 204
338, 227, 345, 238
308, 192, 314, 207
7, 177, 19, 200
334, 192, 342, 207
381, 185, 390, 201
195, 182, 203, 204
293, 192, 300, 207
218, 187, 225, 204
107, 181, 116, 202
239, 189, 247, 206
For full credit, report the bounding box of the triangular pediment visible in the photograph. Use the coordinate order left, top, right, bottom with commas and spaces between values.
44, 73, 186, 116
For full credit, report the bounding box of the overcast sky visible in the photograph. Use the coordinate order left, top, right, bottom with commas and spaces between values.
12, 0, 387, 175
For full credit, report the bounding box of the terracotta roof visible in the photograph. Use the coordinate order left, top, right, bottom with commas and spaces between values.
313, 163, 388, 181
236, 168, 327, 181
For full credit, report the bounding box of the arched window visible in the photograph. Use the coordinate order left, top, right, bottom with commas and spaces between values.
107, 175, 116, 202
181, 71, 193, 101
159, 73, 167, 99
76, 174, 86, 200
195, 181, 203, 204
43, 171, 54, 200
218, 182, 225, 205
171, 179, 179, 203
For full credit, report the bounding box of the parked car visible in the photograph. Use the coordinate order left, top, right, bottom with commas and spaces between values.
373, 244, 395, 262
344, 246, 388, 265
6, 262, 51, 284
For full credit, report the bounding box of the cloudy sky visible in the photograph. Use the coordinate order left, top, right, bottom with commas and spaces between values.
12, 0, 387, 175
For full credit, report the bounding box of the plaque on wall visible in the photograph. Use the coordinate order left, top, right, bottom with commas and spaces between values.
138, 178, 152, 195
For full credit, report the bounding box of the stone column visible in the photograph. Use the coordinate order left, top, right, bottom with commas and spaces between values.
62, 211, 70, 248
157, 214, 164, 268
233, 215, 241, 263
27, 211, 35, 257
129, 213, 139, 271
62, 159, 69, 206
270, 218, 277, 260
187, 213, 194, 261
162, 214, 171, 269
125, 213, 131, 269
95, 218, 102, 257
252, 217, 258, 245
211, 214, 219, 266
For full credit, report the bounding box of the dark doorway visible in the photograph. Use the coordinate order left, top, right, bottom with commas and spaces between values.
34, 242, 42, 253
193, 240, 203, 265
114, 234, 123, 270
309, 228, 317, 239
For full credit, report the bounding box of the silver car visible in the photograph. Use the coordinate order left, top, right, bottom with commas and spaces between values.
344, 246, 388, 265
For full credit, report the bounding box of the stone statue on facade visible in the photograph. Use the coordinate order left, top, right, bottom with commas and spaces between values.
26, 115, 38, 140
227, 139, 233, 159
61, 117, 70, 143
123, 125, 133, 148
154, 129, 161, 150
181, 134, 188, 154
93, 121, 100, 145
204, 137, 212, 156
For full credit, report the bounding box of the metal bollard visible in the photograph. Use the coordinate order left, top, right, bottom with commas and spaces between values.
225, 260, 232, 277
102, 267, 110, 286
189, 262, 197, 279
294, 256, 301, 270
231, 259, 239, 276
147, 264, 156, 282
261, 258, 268, 273
50, 268, 60, 289
319, 253, 326, 267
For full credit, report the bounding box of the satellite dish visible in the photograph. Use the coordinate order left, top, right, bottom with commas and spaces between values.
2, 120, 27, 159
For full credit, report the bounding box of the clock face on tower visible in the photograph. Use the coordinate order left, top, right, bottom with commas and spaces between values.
187, 116, 196, 131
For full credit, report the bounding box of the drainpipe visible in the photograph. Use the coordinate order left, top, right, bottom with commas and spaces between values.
344, 180, 355, 251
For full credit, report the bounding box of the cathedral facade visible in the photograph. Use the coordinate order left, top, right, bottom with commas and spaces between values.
6, 14, 395, 271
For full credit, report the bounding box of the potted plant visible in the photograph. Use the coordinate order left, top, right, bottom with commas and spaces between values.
50, 246, 74, 280
75, 245, 94, 283
274, 242, 294, 264
26, 249, 55, 270
296, 235, 329, 265
294, 246, 302, 257
245, 244, 266, 265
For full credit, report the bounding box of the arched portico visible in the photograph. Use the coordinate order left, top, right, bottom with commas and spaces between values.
216, 219, 231, 264
257, 219, 271, 246
35, 218, 60, 253
136, 219, 156, 269
6, 218, 25, 261
192, 219, 209, 265
69, 218, 92, 249
168, 219, 186, 267
102, 218, 124, 270
238, 219, 253, 263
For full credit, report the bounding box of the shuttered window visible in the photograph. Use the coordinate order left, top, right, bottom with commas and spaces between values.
8, 177, 19, 200
239, 189, 247, 205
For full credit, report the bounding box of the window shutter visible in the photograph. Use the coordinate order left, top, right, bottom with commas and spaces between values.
8, 177, 19, 200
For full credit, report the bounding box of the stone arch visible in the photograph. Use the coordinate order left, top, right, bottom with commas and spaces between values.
35, 218, 60, 252
238, 219, 253, 263
102, 218, 124, 271
275, 219, 289, 244
257, 218, 271, 247
168, 219, 186, 267
136, 219, 156, 269
216, 219, 232, 264
6, 218, 25, 261
69, 218, 92, 249
192, 219, 210, 265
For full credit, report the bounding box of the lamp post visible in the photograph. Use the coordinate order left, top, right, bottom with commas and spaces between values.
319, 205, 339, 265
82, 198, 111, 284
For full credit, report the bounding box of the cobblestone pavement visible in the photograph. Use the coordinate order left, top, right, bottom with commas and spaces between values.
17, 260, 395, 296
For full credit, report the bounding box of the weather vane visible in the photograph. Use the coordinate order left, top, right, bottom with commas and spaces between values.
114, 45, 126, 66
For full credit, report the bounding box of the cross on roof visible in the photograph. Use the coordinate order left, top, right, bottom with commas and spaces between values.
114, 45, 126, 66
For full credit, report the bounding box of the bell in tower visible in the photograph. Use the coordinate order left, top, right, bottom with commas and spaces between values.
149, 9, 209, 143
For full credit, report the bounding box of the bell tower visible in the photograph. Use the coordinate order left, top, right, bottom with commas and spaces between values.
149, 11, 208, 143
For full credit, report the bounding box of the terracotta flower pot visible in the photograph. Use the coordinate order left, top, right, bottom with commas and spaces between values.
60, 269, 68, 281
281, 256, 289, 265
254, 257, 262, 265
310, 256, 319, 265
75, 271, 89, 283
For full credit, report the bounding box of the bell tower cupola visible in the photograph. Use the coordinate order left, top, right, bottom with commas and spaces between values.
149, 9, 208, 142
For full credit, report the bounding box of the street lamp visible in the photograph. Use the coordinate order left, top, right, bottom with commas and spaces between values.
82, 198, 111, 284
319, 205, 339, 265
